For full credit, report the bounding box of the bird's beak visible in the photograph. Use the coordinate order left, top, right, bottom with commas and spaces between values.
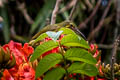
70, 26, 87, 40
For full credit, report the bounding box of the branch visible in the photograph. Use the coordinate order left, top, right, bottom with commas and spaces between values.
17, 2, 34, 25
0, 0, 8, 7
111, 0, 120, 79
10, 13, 27, 42
98, 44, 120, 50
0, 0, 3, 7
50, 0, 62, 25
78, 0, 101, 29
84, 0, 93, 10
0, 16, 3, 22
46, 18, 50, 25
59, 0, 75, 13
87, 0, 112, 41
91, 0, 95, 4
10, 15, 16, 36
68, 0, 78, 21
111, 35, 120, 80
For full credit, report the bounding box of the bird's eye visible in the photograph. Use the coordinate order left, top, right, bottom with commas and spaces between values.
70, 23, 74, 27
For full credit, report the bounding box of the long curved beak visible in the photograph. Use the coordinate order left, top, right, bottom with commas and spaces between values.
71, 26, 87, 40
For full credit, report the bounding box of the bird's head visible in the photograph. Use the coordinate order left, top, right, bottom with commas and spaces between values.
59, 20, 76, 28
60, 21, 86, 40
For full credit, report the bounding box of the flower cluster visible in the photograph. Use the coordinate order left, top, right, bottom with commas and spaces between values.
89, 44, 105, 80
1, 40, 35, 80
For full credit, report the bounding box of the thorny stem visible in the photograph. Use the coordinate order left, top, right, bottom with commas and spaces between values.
58, 42, 69, 80
111, 0, 120, 79
111, 35, 120, 80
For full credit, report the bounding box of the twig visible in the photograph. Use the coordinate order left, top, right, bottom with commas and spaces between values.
91, 0, 95, 4
68, 0, 87, 40
111, 35, 120, 80
11, 35, 28, 42
100, 27, 107, 43
50, 0, 62, 25
10, 15, 16, 36
84, 0, 93, 10
59, 0, 75, 13
98, 44, 120, 50
116, 0, 120, 34
0, 16, 3, 22
46, 18, 50, 25
17, 1, 34, 25
111, 0, 120, 79
116, 0, 120, 23
68, 0, 78, 21
78, 0, 101, 29
0, 0, 3, 7
87, 0, 112, 41
90, 16, 95, 32
103, 13, 115, 26
0, 0, 8, 7
10, 13, 26, 42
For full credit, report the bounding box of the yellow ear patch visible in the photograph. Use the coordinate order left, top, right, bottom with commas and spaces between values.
65, 22, 75, 28
65, 25, 70, 28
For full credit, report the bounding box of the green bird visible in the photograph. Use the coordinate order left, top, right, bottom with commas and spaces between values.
32, 21, 86, 40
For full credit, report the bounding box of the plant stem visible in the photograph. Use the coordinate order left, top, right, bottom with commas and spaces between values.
58, 42, 69, 80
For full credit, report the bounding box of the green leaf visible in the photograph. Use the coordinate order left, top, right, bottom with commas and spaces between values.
67, 62, 98, 76
59, 27, 76, 35
30, 0, 56, 34
34, 33, 48, 43
30, 40, 59, 61
61, 34, 89, 49
36, 53, 63, 78
44, 67, 66, 80
46, 31, 63, 41
64, 48, 97, 65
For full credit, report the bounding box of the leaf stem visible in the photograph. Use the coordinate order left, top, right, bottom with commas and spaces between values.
58, 41, 69, 80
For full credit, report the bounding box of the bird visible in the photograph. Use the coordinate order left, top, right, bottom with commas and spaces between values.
32, 20, 86, 41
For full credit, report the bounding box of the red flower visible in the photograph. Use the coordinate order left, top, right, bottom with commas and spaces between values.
42, 47, 59, 57
90, 44, 95, 51
97, 78, 106, 80
3, 41, 24, 65
90, 77, 94, 80
18, 63, 35, 80
89, 44, 98, 56
3, 40, 34, 65
1, 69, 14, 80
2, 40, 34, 80
45, 37, 52, 42
22, 43, 34, 58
